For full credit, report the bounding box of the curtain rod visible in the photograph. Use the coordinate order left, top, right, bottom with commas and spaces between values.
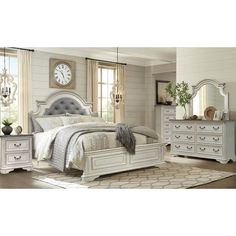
9, 47, 35, 52
85, 57, 126, 65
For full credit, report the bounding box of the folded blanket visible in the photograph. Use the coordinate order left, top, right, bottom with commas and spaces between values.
115, 123, 136, 154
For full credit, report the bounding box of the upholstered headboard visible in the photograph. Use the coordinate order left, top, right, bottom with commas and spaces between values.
29, 91, 92, 132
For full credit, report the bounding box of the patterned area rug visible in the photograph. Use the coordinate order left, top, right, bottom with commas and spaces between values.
32, 162, 236, 189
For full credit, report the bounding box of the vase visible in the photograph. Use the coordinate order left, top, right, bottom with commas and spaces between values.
2, 125, 13, 135
182, 105, 189, 120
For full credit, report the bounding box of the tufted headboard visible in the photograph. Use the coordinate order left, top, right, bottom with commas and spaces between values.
29, 91, 92, 132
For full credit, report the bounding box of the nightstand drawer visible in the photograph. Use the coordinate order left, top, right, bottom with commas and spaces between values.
6, 152, 30, 165
5, 139, 30, 152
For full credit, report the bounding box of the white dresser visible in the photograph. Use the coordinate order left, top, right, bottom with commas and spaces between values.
0, 134, 33, 174
155, 105, 176, 144
170, 120, 236, 164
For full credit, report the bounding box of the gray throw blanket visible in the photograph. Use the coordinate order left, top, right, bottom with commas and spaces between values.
115, 123, 136, 154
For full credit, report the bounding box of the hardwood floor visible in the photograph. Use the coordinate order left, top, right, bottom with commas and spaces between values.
0, 153, 236, 188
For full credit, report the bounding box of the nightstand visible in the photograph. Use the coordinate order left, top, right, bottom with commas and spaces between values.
0, 134, 33, 174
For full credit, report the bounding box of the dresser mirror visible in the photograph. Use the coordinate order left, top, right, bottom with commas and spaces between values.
190, 79, 229, 120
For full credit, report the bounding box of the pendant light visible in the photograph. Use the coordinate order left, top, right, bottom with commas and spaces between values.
110, 47, 124, 109
0, 48, 17, 106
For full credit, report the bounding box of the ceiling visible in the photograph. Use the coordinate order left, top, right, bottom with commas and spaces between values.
33, 47, 176, 66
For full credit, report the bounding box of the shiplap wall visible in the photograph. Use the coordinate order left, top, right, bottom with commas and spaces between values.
144, 63, 176, 129
176, 48, 236, 119
30, 51, 145, 125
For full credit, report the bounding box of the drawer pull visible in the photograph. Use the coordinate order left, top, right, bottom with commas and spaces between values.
14, 155, 22, 160
175, 145, 180, 149
187, 136, 192, 140
200, 147, 206, 151
199, 137, 206, 140
14, 143, 22, 147
213, 148, 220, 153
213, 126, 220, 131
175, 135, 180, 139
186, 125, 192, 129
187, 146, 192, 150
213, 137, 220, 141
175, 125, 180, 129
199, 126, 205, 130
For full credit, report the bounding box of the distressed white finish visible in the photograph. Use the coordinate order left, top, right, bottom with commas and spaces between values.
170, 120, 236, 164
0, 135, 33, 174
31, 91, 165, 181
155, 105, 176, 144
81, 143, 165, 182
189, 79, 229, 120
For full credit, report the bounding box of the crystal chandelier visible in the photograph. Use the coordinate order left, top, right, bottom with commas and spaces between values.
0, 48, 17, 106
110, 47, 124, 109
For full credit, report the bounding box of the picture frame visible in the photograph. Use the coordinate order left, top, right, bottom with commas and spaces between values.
156, 80, 170, 104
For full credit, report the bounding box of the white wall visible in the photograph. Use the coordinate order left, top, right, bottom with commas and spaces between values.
176, 48, 236, 119
30, 51, 146, 125
144, 63, 176, 129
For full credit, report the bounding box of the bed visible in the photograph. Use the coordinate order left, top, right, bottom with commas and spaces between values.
29, 91, 165, 182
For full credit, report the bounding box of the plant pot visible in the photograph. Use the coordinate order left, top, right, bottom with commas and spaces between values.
2, 125, 13, 135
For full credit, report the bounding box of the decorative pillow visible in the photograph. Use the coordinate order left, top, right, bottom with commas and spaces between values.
35, 116, 64, 131
31, 115, 44, 133
61, 116, 82, 126
79, 115, 106, 123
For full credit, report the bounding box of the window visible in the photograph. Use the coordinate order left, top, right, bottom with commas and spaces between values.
97, 66, 115, 122
0, 51, 18, 127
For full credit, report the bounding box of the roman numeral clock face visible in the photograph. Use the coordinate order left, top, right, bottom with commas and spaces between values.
54, 63, 72, 86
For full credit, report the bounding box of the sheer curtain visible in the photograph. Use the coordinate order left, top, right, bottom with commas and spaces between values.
18, 50, 32, 133
114, 64, 125, 123
86, 59, 98, 112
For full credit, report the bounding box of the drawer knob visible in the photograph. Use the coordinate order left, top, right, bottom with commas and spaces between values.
187, 146, 192, 150
14, 143, 22, 147
213, 126, 220, 131
200, 137, 206, 141
213, 148, 220, 152
187, 136, 192, 140
199, 126, 205, 130
175, 135, 180, 139
175, 125, 180, 129
213, 137, 220, 141
200, 147, 206, 151
14, 155, 22, 160
186, 125, 192, 129
175, 145, 180, 149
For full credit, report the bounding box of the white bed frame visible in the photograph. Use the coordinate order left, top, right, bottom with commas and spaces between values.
30, 91, 165, 182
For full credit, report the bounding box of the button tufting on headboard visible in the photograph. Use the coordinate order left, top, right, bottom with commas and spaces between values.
44, 98, 87, 115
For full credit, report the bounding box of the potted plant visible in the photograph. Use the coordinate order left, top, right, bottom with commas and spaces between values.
165, 81, 192, 119
2, 118, 13, 135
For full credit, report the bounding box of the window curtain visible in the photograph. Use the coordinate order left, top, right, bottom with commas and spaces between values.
114, 64, 125, 123
86, 59, 98, 112
18, 50, 32, 133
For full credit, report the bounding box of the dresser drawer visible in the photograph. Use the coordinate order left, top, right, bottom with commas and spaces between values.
5, 139, 30, 152
172, 123, 195, 132
163, 108, 175, 115
6, 152, 31, 165
163, 123, 171, 129
172, 143, 194, 153
164, 115, 175, 122
172, 133, 195, 142
163, 129, 171, 136
163, 136, 171, 143
197, 135, 223, 145
197, 145, 223, 156
197, 124, 223, 133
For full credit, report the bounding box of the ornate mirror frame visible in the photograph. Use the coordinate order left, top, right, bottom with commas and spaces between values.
189, 79, 229, 120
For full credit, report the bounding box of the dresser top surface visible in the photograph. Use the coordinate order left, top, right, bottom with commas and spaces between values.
0, 134, 33, 138
170, 119, 233, 123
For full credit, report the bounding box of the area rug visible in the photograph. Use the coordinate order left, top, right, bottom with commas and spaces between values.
32, 162, 236, 189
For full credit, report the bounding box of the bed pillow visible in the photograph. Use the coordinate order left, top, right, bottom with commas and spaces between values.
35, 116, 64, 131
79, 115, 106, 123
61, 116, 82, 126
31, 115, 44, 133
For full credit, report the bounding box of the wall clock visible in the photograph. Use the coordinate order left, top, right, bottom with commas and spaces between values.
49, 58, 76, 89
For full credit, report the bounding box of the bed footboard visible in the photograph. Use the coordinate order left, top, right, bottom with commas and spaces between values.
81, 143, 165, 182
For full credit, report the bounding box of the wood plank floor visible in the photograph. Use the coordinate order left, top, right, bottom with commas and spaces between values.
0, 152, 236, 188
